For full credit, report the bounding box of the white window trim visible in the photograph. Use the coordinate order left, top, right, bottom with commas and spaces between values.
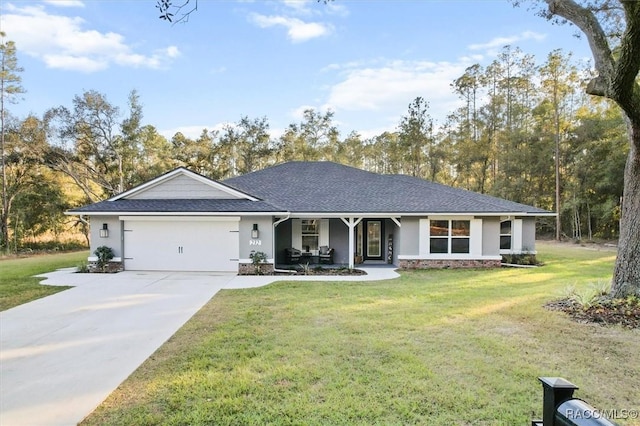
419, 217, 482, 258
500, 218, 523, 254
292, 219, 329, 254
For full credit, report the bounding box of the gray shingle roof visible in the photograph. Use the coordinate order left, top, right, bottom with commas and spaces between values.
69, 162, 552, 215
68, 199, 281, 214
223, 161, 551, 215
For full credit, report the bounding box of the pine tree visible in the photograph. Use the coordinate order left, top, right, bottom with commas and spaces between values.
0, 32, 26, 252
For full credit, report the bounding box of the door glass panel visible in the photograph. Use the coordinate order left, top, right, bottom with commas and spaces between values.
367, 221, 381, 257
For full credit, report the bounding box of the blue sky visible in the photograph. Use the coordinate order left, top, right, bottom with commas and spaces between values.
2, 0, 592, 140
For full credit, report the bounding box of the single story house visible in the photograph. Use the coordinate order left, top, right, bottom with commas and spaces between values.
67, 161, 554, 273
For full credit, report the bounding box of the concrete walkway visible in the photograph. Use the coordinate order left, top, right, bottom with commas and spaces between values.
0, 266, 398, 426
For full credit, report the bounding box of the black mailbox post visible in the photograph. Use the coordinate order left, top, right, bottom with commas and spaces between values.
539, 377, 579, 425
533, 377, 618, 426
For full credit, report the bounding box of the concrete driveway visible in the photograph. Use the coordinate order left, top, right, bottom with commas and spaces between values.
0, 270, 237, 426
0, 266, 399, 426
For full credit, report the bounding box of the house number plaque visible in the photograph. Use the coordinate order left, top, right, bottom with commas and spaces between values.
249, 239, 262, 246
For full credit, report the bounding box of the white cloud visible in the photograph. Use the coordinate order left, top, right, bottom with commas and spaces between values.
279, 0, 348, 17
2, 4, 180, 73
275, 59, 470, 139
43, 54, 107, 73
250, 13, 332, 42
325, 60, 466, 113
42, 0, 84, 7
468, 31, 546, 51
280, 0, 313, 15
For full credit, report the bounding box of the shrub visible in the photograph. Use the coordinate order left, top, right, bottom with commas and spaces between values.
565, 280, 611, 310
249, 250, 268, 275
76, 260, 90, 273
94, 246, 114, 272
501, 253, 538, 266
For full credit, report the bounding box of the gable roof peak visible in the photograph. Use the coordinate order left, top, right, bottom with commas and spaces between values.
109, 167, 259, 201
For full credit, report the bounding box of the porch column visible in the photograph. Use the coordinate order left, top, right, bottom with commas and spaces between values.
340, 217, 362, 269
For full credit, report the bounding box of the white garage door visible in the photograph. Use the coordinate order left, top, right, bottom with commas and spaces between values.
123, 218, 239, 272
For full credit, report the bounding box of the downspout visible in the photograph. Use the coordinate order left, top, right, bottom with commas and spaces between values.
272, 214, 296, 274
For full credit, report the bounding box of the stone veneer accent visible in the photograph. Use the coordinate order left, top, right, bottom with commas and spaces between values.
399, 259, 502, 269
89, 260, 124, 273
238, 263, 275, 275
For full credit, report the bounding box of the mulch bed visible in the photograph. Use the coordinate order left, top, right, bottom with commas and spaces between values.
545, 297, 640, 329
274, 267, 367, 276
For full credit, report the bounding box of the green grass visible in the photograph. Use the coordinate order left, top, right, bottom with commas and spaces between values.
0, 251, 88, 311
83, 243, 639, 425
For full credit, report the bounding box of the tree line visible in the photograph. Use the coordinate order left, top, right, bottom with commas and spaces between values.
1, 39, 628, 252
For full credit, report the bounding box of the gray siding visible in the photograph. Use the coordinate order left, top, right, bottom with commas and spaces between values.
522, 217, 536, 251
130, 174, 243, 200
482, 217, 500, 256
385, 219, 400, 265
275, 220, 292, 264
89, 216, 122, 258
399, 217, 420, 256
239, 216, 273, 260
329, 219, 350, 265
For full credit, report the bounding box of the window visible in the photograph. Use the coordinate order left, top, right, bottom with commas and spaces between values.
429, 219, 470, 254
301, 219, 319, 252
292, 219, 329, 254
500, 220, 512, 250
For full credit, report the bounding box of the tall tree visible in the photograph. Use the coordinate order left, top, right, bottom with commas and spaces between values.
275, 109, 339, 162
231, 116, 273, 175
299, 109, 339, 161
5, 116, 67, 250
44, 90, 137, 201
119, 89, 144, 190
538, 49, 580, 240
136, 125, 175, 183
0, 33, 25, 251
171, 129, 217, 177
398, 97, 439, 179
567, 101, 627, 239
451, 64, 492, 192
534, 0, 640, 297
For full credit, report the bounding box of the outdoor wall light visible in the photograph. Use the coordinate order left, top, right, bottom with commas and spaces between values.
99, 223, 109, 238
252, 223, 259, 239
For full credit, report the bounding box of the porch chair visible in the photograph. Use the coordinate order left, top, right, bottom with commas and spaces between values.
284, 247, 302, 264
318, 246, 334, 264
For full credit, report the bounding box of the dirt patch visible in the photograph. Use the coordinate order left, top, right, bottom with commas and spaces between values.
545, 297, 640, 329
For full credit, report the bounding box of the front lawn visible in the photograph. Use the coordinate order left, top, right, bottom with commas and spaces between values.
82, 243, 639, 425
0, 251, 88, 311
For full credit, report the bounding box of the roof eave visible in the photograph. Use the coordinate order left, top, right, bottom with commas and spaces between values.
284, 211, 556, 217
65, 211, 288, 216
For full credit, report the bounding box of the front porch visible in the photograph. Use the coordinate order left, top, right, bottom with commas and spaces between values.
273, 216, 401, 269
